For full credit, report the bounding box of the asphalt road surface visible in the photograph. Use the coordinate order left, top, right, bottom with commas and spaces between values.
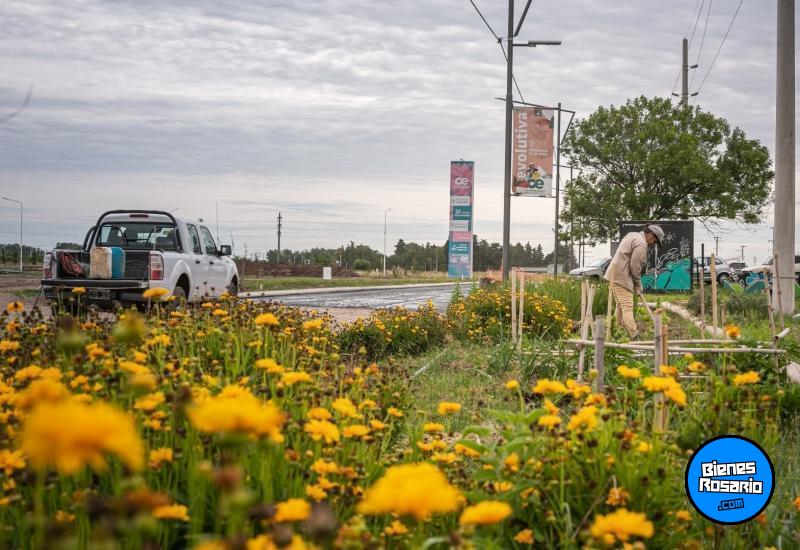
253, 283, 463, 311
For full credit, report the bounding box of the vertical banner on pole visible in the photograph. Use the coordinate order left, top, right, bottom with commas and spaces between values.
511, 107, 555, 197
448, 161, 474, 278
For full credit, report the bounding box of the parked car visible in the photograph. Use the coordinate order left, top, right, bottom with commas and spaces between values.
568, 257, 611, 280
42, 210, 239, 310
728, 261, 747, 279
740, 255, 800, 283
693, 256, 737, 284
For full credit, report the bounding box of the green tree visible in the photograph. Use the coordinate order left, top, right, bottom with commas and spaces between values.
562, 96, 773, 242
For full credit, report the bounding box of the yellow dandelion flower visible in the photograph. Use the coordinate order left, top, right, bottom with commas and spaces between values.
142, 287, 169, 299
255, 312, 279, 326
307, 407, 332, 421
459, 500, 512, 525
423, 422, 445, 433
532, 379, 568, 395
725, 324, 741, 339
148, 447, 174, 469
514, 529, 534, 544
357, 462, 461, 520
152, 504, 189, 522
437, 401, 461, 415
274, 498, 311, 522
567, 405, 598, 433
281, 371, 313, 386
454, 443, 481, 458
617, 365, 641, 379
505, 379, 520, 390
332, 398, 358, 418
0, 449, 26, 475
303, 420, 340, 444
589, 508, 654, 542
342, 424, 371, 438
733, 371, 760, 386
384, 520, 409, 536
22, 400, 143, 474
538, 414, 561, 429
188, 386, 285, 442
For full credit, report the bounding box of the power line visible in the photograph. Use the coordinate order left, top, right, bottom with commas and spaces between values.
671, 0, 705, 95
689, 0, 714, 90
468, 0, 500, 41
687, 0, 706, 47
694, 0, 745, 99
467, 0, 526, 103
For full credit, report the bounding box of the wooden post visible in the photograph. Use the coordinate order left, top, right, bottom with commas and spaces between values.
710, 254, 718, 334
580, 281, 587, 326
606, 272, 614, 340
517, 270, 524, 348
653, 316, 666, 432
511, 268, 517, 343
593, 316, 605, 392
577, 286, 595, 381
773, 253, 785, 332
764, 267, 779, 369
699, 246, 706, 331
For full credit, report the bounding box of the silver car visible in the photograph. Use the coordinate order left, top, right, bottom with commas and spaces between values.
693, 257, 737, 284
569, 257, 611, 281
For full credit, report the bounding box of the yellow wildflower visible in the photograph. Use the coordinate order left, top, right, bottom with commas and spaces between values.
302, 318, 323, 331
606, 487, 630, 507
733, 371, 760, 386
332, 398, 358, 418
424, 422, 445, 433
255, 358, 284, 374
617, 365, 641, 379
642, 376, 687, 406
303, 420, 340, 444
505, 379, 520, 390
152, 504, 189, 521
188, 386, 285, 442
725, 324, 741, 339
589, 508, 654, 543
514, 529, 534, 544
22, 400, 143, 474
274, 498, 311, 522
384, 520, 409, 536
342, 424, 371, 438
567, 405, 598, 433
357, 463, 461, 519
459, 500, 512, 525
437, 401, 461, 415
255, 313, 279, 326
532, 379, 568, 395
71, 287, 86, 295
149, 447, 174, 469
6, 302, 24, 313
143, 287, 169, 299
0, 449, 26, 475
538, 414, 561, 429
281, 371, 313, 386
307, 407, 332, 421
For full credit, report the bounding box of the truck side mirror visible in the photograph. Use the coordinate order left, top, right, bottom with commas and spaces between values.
219, 245, 232, 256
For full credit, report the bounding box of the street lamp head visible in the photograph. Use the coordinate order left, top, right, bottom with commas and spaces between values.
528, 40, 561, 46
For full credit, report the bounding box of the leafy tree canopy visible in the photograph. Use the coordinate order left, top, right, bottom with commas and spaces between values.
562, 96, 773, 242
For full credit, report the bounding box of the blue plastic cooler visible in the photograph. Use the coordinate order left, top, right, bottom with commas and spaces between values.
110, 247, 125, 278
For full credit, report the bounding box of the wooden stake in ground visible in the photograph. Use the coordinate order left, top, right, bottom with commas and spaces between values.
511, 268, 517, 343
577, 285, 596, 381
710, 254, 718, 333
593, 316, 605, 392
699, 253, 706, 331
517, 270, 524, 348
652, 315, 667, 432
605, 277, 615, 341
774, 253, 785, 332
580, 281, 587, 327
763, 267, 779, 369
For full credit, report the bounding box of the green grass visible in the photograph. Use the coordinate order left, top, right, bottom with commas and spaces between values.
397, 342, 513, 434
12, 288, 41, 299
240, 275, 465, 291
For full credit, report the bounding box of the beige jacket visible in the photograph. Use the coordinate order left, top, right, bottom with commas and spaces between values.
604, 231, 648, 292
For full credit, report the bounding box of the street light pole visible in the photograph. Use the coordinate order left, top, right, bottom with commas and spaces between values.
500, 0, 561, 281
2, 196, 22, 272
383, 208, 391, 277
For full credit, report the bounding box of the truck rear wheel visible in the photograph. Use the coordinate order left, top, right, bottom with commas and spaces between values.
227, 279, 239, 297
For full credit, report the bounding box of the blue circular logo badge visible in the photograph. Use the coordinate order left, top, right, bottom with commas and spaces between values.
685, 435, 774, 524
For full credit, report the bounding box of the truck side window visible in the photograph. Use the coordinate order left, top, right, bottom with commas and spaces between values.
187, 225, 203, 255
200, 227, 217, 255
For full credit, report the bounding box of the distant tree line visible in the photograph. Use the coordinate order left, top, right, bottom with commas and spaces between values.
250, 235, 577, 272
0, 244, 47, 267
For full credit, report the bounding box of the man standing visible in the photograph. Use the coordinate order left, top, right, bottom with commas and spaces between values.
604, 224, 664, 339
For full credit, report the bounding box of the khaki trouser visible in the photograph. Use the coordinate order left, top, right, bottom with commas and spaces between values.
611, 283, 638, 337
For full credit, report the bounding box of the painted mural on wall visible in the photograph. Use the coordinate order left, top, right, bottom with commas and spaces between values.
620, 220, 694, 291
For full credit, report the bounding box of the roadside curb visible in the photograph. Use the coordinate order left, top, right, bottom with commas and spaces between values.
240, 281, 463, 299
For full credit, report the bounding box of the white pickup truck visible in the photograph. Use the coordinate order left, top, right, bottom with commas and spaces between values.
42, 210, 239, 309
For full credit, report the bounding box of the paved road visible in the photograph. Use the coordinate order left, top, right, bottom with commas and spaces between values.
251, 283, 463, 311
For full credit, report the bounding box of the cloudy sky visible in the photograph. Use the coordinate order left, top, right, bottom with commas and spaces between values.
0, 0, 795, 264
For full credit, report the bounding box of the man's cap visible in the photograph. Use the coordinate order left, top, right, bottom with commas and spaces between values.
646, 224, 665, 245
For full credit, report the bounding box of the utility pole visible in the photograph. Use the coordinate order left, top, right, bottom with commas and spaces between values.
500, 0, 561, 282
740, 245, 747, 263
383, 208, 391, 277
501, 0, 515, 283
277, 212, 282, 263
774, 0, 795, 315
552, 103, 562, 278
215, 202, 220, 243
714, 236, 720, 257
682, 37, 689, 107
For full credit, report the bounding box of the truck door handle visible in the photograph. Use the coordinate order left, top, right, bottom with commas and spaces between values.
195, 259, 200, 264
209, 261, 215, 265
